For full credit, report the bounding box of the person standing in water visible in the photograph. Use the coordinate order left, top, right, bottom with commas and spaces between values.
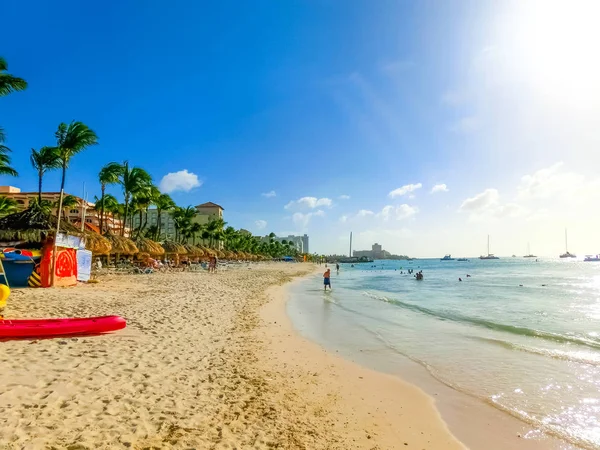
336, 263, 340, 274
323, 268, 332, 291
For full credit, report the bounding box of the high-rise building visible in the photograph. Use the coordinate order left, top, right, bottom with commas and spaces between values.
265, 234, 309, 253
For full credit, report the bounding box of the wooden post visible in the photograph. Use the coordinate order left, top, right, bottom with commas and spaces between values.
51, 188, 65, 287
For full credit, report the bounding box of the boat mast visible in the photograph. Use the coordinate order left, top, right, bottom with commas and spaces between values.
565, 228, 568, 252
488, 235, 490, 256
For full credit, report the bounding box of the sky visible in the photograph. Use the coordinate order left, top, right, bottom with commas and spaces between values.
1, 0, 600, 257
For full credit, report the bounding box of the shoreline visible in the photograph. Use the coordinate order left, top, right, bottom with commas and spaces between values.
279, 270, 577, 450
259, 270, 465, 449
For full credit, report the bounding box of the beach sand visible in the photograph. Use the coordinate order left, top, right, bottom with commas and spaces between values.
0, 263, 466, 449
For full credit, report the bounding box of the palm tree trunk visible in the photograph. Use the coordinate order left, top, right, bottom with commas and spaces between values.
123, 196, 129, 237
99, 185, 105, 233
38, 171, 43, 202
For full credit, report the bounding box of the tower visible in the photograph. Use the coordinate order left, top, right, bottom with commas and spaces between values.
349, 232, 353, 257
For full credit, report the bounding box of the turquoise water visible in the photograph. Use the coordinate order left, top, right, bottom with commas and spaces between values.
287, 259, 600, 449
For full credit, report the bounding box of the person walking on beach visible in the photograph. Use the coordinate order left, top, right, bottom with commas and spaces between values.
324, 268, 332, 291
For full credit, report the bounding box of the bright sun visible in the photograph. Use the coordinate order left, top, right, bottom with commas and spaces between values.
493, 0, 600, 108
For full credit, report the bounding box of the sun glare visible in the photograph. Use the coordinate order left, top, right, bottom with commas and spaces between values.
497, 0, 600, 108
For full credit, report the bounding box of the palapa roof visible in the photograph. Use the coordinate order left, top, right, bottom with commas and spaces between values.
182, 244, 204, 257
0, 204, 82, 242
84, 232, 112, 254
135, 237, 165, 256
161, 240, 188, 254
103, 231, 138, 255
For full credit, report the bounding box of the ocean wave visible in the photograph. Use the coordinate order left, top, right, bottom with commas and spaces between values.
472, 336, 600, 366
363, 291, 600, 350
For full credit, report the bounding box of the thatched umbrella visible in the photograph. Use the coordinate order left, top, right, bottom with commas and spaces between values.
161, 240, 187, 255
104, 231, 138, 255
135, 237, 165, 256
202, 246, 216, 257
136, 252, 150, 261
0, 204, 82, 242
84, 232, 112, 255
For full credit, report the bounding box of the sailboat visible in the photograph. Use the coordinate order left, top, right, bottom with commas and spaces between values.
560, 229, 576, 258
480, 235, 500, 260
523, 243, 536, 258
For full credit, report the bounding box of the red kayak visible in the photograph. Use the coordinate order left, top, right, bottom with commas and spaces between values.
0, 315, 126, 338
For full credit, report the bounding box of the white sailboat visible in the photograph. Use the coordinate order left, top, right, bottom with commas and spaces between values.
480, 235, 500, 260
560, 229, 576, 258
524, 243, 536, 258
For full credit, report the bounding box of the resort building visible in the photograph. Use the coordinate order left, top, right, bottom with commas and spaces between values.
131, 202, 224, 242
0, 186, 127, 235
353, 243, 390, 259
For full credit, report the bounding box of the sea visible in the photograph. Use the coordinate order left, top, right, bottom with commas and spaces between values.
287, 258, 600, 449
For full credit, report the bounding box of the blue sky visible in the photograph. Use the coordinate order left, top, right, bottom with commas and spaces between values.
2, 0, 600, 256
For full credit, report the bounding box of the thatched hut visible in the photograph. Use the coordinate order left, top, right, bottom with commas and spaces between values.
0, 204, 82, 242
135, 238, 165, 256
84, 232, 112, 255
104, 231, 138, 255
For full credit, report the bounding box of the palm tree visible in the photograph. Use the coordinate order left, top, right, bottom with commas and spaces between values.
0, 58, 26, 176
0, 57, 27, 97
30, 147, 61, 202
54, 121, 98, 224
189, 222, 203, 245
98, 162, 123, 232
119, 161, 152, 236
56, 194, 79, 222
0, 195, 19, 216
135, 185, 160, 238
0, 128, 18, 177
154, 193, 175, 240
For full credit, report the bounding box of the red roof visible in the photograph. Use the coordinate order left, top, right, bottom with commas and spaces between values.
195, 202, 224, 210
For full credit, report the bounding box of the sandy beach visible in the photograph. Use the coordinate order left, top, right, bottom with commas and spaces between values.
0, 262, 467, 449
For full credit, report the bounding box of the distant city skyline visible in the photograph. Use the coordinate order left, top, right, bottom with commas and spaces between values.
2, 1, 599, 256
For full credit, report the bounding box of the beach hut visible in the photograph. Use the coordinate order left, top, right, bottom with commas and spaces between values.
0, 204, 85, 287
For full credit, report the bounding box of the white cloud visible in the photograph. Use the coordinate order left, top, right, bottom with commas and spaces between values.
339, 215, 348, 223
460, 188, 526, 221
460, 188, 500, 212
255, 220, 267, 229
339, 195, 351, 200
159, 170, 201, 194
261, 190, 276, 198
388, 183, 422, 198
396, 204, 419, 220
517, 162, 586, 201
378, 204, 418, 221
448, 116, 480, 134
431, 183, 449, 194
292, 210, 325, 227
357, 209, 374, 217
285, 197, 333, 210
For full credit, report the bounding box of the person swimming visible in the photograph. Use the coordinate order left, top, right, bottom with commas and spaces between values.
323, 269, 332, 291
